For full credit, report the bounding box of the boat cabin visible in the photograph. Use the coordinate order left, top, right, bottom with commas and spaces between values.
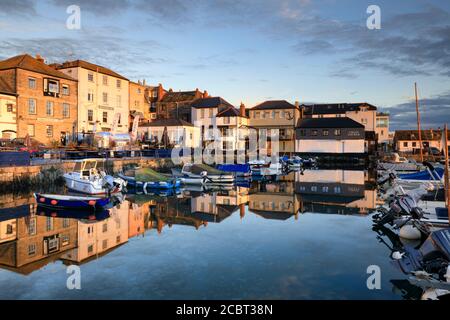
72, 159, 106, 179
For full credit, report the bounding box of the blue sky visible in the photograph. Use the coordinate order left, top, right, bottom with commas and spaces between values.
1, 0, 450, 130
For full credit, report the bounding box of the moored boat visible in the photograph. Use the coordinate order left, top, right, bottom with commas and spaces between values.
118, 167, 182, 190
34, 193, 110, 211
179, 163, 235, 184
63, 159, 126, 195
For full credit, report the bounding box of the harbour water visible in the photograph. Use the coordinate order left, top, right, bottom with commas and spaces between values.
0, 169, 408, 300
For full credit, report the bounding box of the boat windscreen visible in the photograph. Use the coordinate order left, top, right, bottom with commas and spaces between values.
73, 162, 82, 172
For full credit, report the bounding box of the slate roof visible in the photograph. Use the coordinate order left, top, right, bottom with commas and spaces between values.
394, 130, 442, 141
250, 100, 297, 110
139, 119, 194, 127
297, 117, 364, 129
216, 106, 241, 117
161, 91, 199, 103
191, 97, 234, 109
303, 103, 377, 115
53, 59, 128, 80
0, 54, 76, 81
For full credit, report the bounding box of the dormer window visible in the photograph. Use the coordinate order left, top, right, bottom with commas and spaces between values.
43, 78, 60, 97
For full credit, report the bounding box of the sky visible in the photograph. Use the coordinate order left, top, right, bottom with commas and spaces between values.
0, 0, 449, 130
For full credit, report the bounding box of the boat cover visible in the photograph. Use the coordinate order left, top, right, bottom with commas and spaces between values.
217, 164, 251, 173
398, 167, 444, 181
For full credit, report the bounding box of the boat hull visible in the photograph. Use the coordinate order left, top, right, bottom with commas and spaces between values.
34, 193, 110, 211
118, 173, 181, 189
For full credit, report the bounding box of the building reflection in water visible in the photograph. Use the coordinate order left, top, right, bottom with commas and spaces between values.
295, 169, 377, 215
0, 169, 377, 274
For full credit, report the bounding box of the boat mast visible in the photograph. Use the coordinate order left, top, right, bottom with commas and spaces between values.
444, 124, 450, 223
414, 83, 423, 162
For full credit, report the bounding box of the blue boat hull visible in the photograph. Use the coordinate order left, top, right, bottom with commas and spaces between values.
398, 167, 444, 181
34, 193, 110, 211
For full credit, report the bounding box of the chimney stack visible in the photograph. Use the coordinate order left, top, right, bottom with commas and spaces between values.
35, 54, 45, 63
203, 90, 209, 98
157, 83, 166, 101
240, 102, 246, 117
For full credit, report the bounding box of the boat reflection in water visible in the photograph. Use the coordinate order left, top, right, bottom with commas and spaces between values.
0, 169, 408, 300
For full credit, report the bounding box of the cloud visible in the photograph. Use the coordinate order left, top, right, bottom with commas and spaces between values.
0, 36, 166, 78
0, 0, 36, 15
383, 92, 450, 130
287, 6, 450, 78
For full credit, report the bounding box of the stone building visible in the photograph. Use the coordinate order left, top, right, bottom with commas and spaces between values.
0, 54, 78, 145
129, 80, 160, 126
0, 77, 17, 139
53, 59, 129, 135
155, 88, 207, 122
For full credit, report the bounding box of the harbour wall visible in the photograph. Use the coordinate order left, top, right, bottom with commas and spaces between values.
0, 158, 175, 193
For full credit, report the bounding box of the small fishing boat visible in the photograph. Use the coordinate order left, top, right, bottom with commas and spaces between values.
34, 193, 110, 211
118, 167, 181, 190
36, 205, 111, 221
176, 164, 234, 184
396, 162, 444, 189
63, 159, 127, 195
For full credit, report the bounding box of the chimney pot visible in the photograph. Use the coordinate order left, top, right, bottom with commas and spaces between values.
35, 54, 45, 63
203, 90, 208, 98
240, 103, 246, 117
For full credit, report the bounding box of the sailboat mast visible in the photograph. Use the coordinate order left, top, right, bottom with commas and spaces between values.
414, 83, 424, 162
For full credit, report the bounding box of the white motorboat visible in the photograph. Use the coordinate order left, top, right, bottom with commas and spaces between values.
178, 163, 234, 184
63, 159, 127, 195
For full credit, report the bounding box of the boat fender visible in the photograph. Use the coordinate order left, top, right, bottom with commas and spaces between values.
39, 198, 45, 203
50, 199, 58, 205
391, 251, 405, 260
399, 224, 422, 240
88, 200, 96, 206
421, 288, 450, 300
143, 182, 148, 190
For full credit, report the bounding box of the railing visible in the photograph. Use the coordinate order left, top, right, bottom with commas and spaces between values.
0, 148, 180, 167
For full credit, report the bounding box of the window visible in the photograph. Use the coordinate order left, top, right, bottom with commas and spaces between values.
201, 109, 205, 119
28, 217, 36, 235
311, 130, 318, 136
348, 130, 360, 137
63, 218, 70, 228
102, 239, 108, 250
62, 103, 70, 118
28, 77, 36, 89
47, 79, 59, 94
103, 92, 108, 104
102, 223, 108, 233
323, 129, 329, 136
334, 129, 341, 136
279, 129, 286, 137
255, 111, 260, 118
280, 111, 285, 118
25, 124, 35, 137
298, 129, 306, 137
403, 142, 408, 147
116, 95, 121, 107
116, 79, 121, 89
61, 234, 70, 246
88, 73, 94, 82
151, 113, 156, 119
87, 109, 94, 122
87, 91, 94, 102
46, 125, 53, 137
28, 99, 36, 114
6, 104, 13, 112
62, 84, 69, 95
88, 244, 94, 254
116, 235, 121, 243
102, 112, 108, 123
209, 108, 213, 118
223, 117, 230, 124
103, 75, 108, 85
28, 243, 36, 256
46, 101, 54, 116
46, 217, 53, 231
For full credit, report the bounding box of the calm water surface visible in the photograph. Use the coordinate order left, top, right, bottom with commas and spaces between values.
0, 169, 408, 299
